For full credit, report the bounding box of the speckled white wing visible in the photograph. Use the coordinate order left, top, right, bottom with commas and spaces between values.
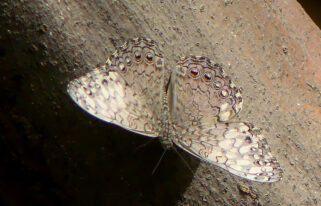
169, 56, 282, 182
168, 56, 243, 127
173, 122, 282, 182
67, 38, 166, 137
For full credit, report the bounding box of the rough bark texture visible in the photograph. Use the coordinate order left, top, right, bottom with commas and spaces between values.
0, 0, 320, 205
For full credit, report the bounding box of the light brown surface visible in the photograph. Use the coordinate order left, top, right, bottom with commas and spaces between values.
0, 0, 320, 205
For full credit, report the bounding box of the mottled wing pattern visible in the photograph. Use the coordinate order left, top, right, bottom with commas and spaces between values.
173, 122, 282, 182
169, 56, 282, 182
107, 38, 166, 118
67, 38, 165, 137
168, 56, 243, 130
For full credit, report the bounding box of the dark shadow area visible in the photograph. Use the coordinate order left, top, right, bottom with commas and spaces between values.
298, 0, 321, 29
0, 5, 199, 206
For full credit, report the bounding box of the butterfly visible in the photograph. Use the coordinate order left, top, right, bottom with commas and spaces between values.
67, 37, 282, 182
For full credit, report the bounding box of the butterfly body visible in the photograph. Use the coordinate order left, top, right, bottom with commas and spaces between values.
67, 37, 282, 182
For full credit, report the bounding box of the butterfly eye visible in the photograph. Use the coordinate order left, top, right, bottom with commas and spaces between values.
190, 68, 200, 78
134, 51, 142, 62
203, 72, 213, 82
145, 52, 154, 63
118, 62, 126, 72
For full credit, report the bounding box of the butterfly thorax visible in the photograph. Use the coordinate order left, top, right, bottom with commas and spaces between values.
158, 94, 175, 150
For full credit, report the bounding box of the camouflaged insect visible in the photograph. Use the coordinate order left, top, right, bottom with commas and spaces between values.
67, 37, 282, 182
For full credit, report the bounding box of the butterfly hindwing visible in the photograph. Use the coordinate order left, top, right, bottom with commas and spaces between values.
173, 122, 282, 182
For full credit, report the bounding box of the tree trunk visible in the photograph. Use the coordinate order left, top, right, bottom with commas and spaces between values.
0, 0, 320, 205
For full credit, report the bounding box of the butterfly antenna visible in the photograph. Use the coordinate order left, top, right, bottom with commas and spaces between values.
151, 148, 167, 175
172, 146, 195, 175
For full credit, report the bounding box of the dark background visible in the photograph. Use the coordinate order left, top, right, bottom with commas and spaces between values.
298, 0, 321, 29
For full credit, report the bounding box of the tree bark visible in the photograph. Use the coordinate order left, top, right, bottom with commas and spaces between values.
0, 0, 320, 205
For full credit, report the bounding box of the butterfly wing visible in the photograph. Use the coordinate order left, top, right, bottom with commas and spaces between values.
172, 122, 282, 182
168, 56, 243, 129
67, 38, 166, 137
169, 56, 282, 182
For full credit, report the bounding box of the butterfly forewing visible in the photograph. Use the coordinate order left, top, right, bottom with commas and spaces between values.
67, 38, 166, 137
169, 56, 243, 129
